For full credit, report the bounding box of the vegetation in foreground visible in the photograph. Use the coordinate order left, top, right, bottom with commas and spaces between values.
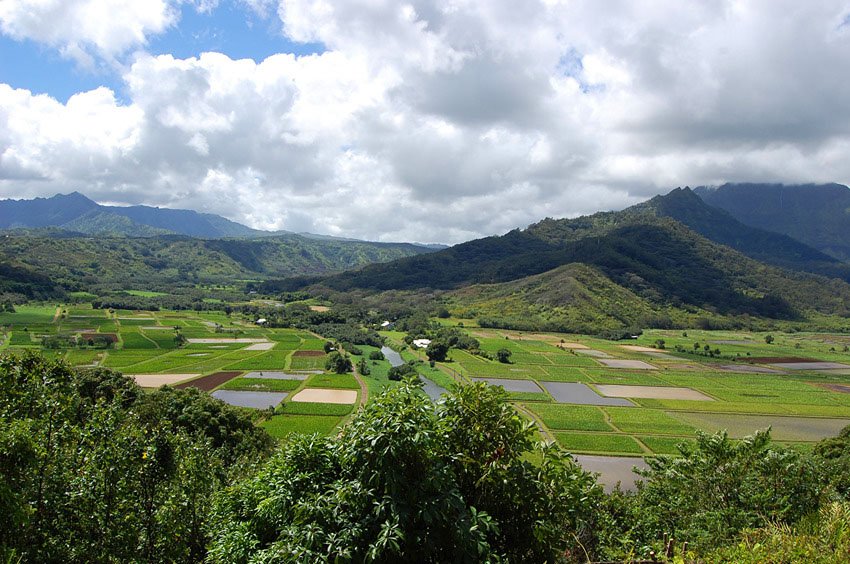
2, 351, 850, 562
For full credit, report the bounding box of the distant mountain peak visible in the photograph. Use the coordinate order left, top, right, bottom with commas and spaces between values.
0, 192, 437, 248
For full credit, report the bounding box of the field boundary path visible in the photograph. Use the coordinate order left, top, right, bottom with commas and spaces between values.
353, 372, 368, 408
514, 403, 554, 443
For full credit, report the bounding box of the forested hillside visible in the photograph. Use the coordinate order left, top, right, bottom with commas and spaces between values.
696, 183, 850, 261
285, 210, 850, 327
0, 262, 65, 301
0, 233, 435, 293
636, 188, 850, 281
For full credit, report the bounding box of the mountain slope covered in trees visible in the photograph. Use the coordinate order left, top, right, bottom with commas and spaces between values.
635, 187, 850, 281
695, 182, 850, 261
0, 233, 436, 293
277, 193, 850, 328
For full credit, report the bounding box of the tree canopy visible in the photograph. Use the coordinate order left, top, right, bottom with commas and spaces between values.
207, 381, 602, 562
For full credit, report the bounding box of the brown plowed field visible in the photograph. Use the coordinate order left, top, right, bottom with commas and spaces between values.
819, 383, 850, 394
176, 371, 241, 391
81, 332, 118, 343
744, 357, 814, 364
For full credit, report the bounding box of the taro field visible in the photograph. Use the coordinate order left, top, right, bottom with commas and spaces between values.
0, 304, 369, 440
380, 325, 850, 488
5, 304, 850, 489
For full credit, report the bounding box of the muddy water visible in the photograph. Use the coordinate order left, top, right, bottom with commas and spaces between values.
381, 346, 447, 400
211, 390, 288, 409
574, 455, 649, 492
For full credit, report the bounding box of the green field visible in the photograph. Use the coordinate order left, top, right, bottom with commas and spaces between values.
260, 414, 344, 438
220, 377, 303, 392
6, 306, 850, 455
444, 327, 850, 455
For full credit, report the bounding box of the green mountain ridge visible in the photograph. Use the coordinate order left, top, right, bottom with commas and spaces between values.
0, 192, 265, 238
279, 189, 850, 329
0, 233, 436, 294
635, 187, 850, 282
695, 182, 850, 261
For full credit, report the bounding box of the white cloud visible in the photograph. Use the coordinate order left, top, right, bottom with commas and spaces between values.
1, 0, 850, 243
0, 0, 178, 67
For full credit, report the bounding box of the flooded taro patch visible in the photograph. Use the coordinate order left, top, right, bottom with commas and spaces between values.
211, 390, 288, 409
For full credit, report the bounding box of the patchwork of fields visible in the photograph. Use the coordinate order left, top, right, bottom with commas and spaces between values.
4, 305, 850, 488
431, 327, 850, 459
0, 305, 374, 439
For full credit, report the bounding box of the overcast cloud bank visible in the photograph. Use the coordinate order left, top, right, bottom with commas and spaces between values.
1, 0, 849, 243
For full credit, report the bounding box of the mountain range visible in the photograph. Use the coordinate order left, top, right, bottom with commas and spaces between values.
695, 182, 850, 262
3, 183, 850, 331
267, 183, 850, 331
0, 192, 266, 238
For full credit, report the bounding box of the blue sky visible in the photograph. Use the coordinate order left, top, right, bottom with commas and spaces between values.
0, 1, 322, 103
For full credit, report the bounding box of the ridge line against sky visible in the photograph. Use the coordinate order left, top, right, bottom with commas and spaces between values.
1, 0, 849, 245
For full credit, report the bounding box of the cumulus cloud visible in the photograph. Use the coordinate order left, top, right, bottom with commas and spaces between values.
1, 0, 850, 243
0, 0, 178, 67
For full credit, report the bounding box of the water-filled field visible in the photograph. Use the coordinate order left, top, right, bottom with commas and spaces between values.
431, 327, 850, 460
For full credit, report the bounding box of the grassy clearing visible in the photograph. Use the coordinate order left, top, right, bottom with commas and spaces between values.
507, 391, 551, 402
120, 332, 158, 350
553, 432, 645, 454
276, 402, 354, 416
307, 373, 360, 389
527, 404, 612, 432
219, 378, 302, 392
101, 350, 164, 368
223, 351, 292, 370
9, 332, 33, 345
125, 290, 168, 297
260, 415, 343, 439
140, 331, 179, 350
290, 354, 327, 370
64, 350, 101, 365
604, 407, 697, 435
639, 435, 697, 455
0, 305, 57, 325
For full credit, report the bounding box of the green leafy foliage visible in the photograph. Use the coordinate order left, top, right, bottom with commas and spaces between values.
0, 351, 272, 562
605, 429, 825, 555
813, 424, 850, 498
207, 381, 602, 562
324, 351, 353, 373
425, 339, 449, 361
702, 501, 850, 563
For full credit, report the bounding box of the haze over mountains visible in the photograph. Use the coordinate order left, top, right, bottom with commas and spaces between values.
695, 183, 850, 262
0, 192, 265, 238
0, 192, 443, 247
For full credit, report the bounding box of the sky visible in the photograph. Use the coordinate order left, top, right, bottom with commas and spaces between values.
1, 1, 850, 244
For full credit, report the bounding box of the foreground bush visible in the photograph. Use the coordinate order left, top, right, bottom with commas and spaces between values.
0, 351, 273, 563
208, 381, 602, 562
599, 429, 827, 558
703, 502, 850, 563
